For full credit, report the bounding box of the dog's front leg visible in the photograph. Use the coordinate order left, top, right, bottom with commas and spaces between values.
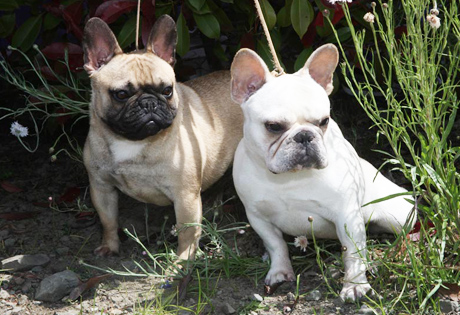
336, 213, 372, 302
90, 183, 120, 256
174, 193, 202, 260
249, 214, 295, 285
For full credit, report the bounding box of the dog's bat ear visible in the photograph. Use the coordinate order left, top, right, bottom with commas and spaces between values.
300, 44, 339, 95
147, 15, 177, 66
230, 49, 270, 104
83, 18, 122, 75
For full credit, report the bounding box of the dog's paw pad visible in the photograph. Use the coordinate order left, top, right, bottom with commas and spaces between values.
339, 283, 372, 302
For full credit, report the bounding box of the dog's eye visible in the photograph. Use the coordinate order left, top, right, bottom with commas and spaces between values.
162, 86, 173, 98
265, 122, 285, 134
320, 117, 330, 127
113, 90, 130, 101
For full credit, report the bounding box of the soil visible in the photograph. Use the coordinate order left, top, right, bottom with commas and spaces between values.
0, 80, 407, 315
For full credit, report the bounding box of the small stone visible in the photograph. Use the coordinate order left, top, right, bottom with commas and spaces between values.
304, 270, 318, 277
0, 288, 10, 299
34, 270, 80, 302
17, 295, 28, 305
305, 289, 321, 301
4, 238, 16, 247
56, 247, 69, 256
221, 302, 236, 314
21, 280, 32, 293
2, 254, 50, 272
31, 266, 43, 273
286, 292, 296, 302
13, 277, 25, 285
110, 310, 123, 315
439, 299, 460, 313
251, 293, 263, 302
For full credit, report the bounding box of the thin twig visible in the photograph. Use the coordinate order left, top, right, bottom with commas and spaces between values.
253, 0, 284, 76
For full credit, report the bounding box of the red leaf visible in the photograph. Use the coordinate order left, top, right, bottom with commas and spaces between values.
69, 274, 112, 300
438, 283, 460, 301
1, 181, 23, 193
0, 212, 40, 220
40, 66, 59, 81
301, 22, 317, 48
240, 32, 255, 50
95, 0, 138, 24
58, 187, 81, 203
141, 18, 153, 48
331, 7, 345, 25
141, 0, 155, 23
313, 11, 323, 27
42, 43, 84, 71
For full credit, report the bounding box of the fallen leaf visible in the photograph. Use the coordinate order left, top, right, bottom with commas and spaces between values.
0, 181, 23, 193
438, 283, 460, 301
58, 187, 81, 203
69, 274, 112, 300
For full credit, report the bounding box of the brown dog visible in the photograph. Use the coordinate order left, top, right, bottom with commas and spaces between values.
82, 15, 243, 260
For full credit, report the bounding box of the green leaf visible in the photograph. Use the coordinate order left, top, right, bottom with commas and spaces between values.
208, 0, 234, 32
155, 2, 173, 18
277, 0, 292, 28
186, 0, 211, 14
213, 42, 228, 62
291, 0, 314, 38
277, 6, 290, 28
259, 0, 276, 30
176, 13, 190, 57
43, 12, 61, 31
256, 39, 285, 72
294, 47, 313, 72
117, 15, 137, 49
193, 13, 220, 39
0, 14, 15, 37
0, 0, 19, 10
12, 14, 43, 52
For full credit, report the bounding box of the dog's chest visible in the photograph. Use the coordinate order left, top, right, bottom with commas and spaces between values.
106, 139, 172, 205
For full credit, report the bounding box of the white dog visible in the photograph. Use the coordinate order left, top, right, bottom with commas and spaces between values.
230, 44, 416, 301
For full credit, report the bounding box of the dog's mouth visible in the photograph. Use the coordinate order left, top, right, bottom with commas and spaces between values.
104, 95, 176, 140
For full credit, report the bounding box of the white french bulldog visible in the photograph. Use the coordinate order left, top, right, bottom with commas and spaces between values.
230, 44, 416, 301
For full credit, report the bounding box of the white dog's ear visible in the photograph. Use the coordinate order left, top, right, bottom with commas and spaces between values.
300, 44, 339, 95
230, 48, 270, 104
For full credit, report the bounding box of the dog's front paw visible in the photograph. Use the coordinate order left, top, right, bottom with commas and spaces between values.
339, 282, 372, 302
265, 266, 295, 286
94, 243, 119, 257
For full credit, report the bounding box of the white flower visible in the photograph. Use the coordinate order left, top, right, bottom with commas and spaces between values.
364, 12, 375, 23
262, 252, 270, 262
10, 121, 28, 137
427, 14, 441, 29
294, 236, 309, 252
170, 225, 177, 237
328, 0, 352, 4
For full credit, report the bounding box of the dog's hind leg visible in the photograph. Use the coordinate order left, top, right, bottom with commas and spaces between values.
359, 159, 416, 234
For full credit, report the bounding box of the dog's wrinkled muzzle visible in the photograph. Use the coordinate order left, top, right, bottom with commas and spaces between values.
104, 94, 176, 140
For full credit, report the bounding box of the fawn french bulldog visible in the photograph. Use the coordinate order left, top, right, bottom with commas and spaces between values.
82, 15, 243, 260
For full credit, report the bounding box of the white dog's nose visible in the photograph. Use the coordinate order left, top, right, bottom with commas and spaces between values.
293, 130, 315, 145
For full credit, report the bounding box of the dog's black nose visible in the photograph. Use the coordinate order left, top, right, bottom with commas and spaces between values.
138, 95, 157, 110
293, 130, 315, 145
